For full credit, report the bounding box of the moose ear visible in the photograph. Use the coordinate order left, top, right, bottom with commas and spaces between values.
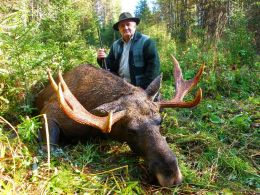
92, 99, 124, 116
145, 74, 162, 101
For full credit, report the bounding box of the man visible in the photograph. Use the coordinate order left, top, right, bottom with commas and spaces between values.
97, 12, 160, 89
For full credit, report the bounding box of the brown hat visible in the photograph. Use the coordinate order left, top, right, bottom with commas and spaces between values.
113, 12, 140, 31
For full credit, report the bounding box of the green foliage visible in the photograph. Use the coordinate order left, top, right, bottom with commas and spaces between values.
158, 22, 258, 100
69, 143, 100, 166
0, 0, 98, 118
39, 3, 80, 43
99, 22, 120, 46
161, 96, 259, 193
218, 13, 256, 67
17, 116, 42, 144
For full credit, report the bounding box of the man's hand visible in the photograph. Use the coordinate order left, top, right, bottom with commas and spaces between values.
97, 48, 106, 60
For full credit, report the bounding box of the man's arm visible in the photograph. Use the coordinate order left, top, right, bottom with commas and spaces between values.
97, 45, 118, 72
142, 38, 161, 88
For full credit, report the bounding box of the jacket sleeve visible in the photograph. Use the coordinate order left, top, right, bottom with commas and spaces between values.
142, 38, 160, 88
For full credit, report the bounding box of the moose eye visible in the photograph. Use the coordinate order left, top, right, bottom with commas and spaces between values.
154, 116, 163, 126
158, 118, 163, 125
128, 128, 138, 135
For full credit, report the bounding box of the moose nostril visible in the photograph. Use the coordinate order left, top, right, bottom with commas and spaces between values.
173, 177, 182, 185
156, 172, 182, 187
174, 169, 183, 185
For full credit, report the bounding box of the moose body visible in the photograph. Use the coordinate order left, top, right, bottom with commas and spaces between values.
37, 65, 140, 140
36, 57, 204, 187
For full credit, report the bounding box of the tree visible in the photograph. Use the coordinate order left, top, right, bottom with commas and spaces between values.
135, 0, 153, 28
94, 0, 121, 27
93, 0, 121, 46
245, 0, 260, 53
196, 0, 229, 41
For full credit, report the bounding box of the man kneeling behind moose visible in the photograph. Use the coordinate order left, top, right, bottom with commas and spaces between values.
97, 12, 160, 90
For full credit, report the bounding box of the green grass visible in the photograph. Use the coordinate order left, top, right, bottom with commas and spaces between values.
0, 96, 259, 194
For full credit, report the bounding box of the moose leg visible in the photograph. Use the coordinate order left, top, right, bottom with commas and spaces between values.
38, 119, 60, 151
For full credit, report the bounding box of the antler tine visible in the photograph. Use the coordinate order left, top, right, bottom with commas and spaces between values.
160, 88, 202, 108
159, 55, 204, 108
48, 69, 126, 133
57, 70, 87, 112
47, 68, 58, 92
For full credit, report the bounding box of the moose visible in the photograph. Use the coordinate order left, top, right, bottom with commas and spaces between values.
36, 56, 204, 187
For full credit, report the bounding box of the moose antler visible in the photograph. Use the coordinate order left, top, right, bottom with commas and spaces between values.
159, 55, 204, 108
47, 69, 126, 133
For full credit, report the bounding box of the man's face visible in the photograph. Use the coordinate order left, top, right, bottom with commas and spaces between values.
118, 19, 136, 42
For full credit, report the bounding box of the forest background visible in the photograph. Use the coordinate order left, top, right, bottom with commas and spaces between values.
0, 0, 259, 194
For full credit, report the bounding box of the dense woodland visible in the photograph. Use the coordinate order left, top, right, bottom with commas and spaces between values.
0, 0, 259, 194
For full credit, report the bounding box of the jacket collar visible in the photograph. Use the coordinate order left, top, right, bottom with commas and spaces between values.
132, 31, 142, 42
119, 31, 142, 44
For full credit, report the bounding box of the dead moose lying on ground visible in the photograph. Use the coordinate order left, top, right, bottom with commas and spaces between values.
36, 56, 204, 187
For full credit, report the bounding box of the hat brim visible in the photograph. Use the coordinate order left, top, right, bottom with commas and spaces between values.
113, 18, 140, 31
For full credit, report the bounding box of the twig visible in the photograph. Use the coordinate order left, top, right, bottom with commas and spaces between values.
0, 116, 21, 144
250, 152, 260, 171
43, 114, 51, 170
89, 165, 129, 176
4, 134, 17, 174
112, 173, 121, 191
209, 148, 220, 183
0, 175, 16, 193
